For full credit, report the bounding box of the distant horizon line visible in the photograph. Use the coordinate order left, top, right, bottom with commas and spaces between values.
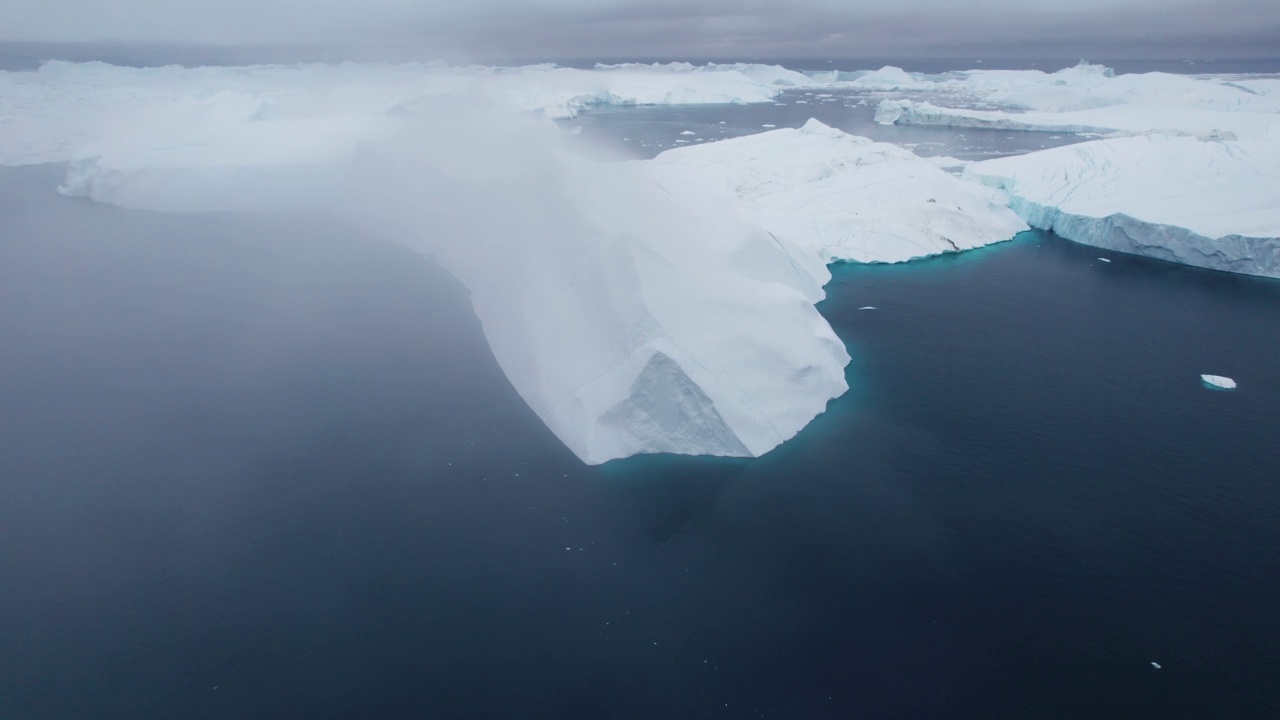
2, 40, 1279, 65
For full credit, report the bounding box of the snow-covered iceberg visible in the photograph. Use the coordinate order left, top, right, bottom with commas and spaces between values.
873, 62, 1280, 140
647, 119, 1027, 269
875, 98, 1270, 140
1201, 374, 1238, 390
0, 60, 825, 166
45, 85, 852, 465
966, 133, 1280, 278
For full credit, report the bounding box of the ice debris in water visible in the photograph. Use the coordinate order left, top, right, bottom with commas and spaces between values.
1200, 374, 1237, 390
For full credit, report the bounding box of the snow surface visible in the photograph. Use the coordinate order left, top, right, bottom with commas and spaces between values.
966, 133, 1280, 278
1201, 375, 1238, 390
648, 119, 1027, 268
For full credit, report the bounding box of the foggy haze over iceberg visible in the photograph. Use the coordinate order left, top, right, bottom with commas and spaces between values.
3, 0, 1280, 60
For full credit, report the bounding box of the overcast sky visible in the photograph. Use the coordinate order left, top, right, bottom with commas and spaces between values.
3, 0, 1279, 60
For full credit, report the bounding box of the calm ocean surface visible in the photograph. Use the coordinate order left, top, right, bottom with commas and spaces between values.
2, 57, 1279, 718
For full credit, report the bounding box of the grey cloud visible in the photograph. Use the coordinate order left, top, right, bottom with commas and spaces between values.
2, 0, 1278, 59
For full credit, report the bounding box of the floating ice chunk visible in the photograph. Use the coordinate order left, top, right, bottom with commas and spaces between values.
1151, 662, 1162, 670
1201, 374, 1237, 390
680, 130, 696, 135
858, 306, 878, 310
1098, 257, 1111, 262
761, 124, 776, 128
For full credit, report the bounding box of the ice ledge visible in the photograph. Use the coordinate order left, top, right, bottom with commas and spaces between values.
1005, 198, 1280, 278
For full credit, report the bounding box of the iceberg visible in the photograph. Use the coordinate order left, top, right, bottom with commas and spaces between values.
847, 66, 920, 90
1201, 375, 1237, 390
0, 60, 828, 166
648, 119, 1027, 268
874, 99, 1271, 140
872, 63, 1280, 140
44, 84, 851, 465
966, 133, 1280, 278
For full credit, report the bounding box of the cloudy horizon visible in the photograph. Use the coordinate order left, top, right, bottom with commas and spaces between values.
3, 0, 1280, 62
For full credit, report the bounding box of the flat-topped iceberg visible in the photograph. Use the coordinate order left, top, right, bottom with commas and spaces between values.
875, 98, 1271, 140
874, 62, 1280, 141
1201, 375, 1238, 390
647, 119, 1027, 270
0, 60, 826, 166
966, 133, 1280, 278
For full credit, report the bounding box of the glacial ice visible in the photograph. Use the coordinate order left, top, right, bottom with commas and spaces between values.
966, 133, 1280, 278
648, 119, 1027, 268
1201, 375, 1237, 390
0, 60, 825, 166
24, 66, 851, 465
868, 61, 1280, 279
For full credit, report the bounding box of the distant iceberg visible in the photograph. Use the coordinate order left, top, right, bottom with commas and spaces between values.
648, 119, 1027, 269
0, 60, 831, 167
873, 62, 1280, 140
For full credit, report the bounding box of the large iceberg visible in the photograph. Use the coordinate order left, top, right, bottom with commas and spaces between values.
966, 133, 1280, 277
34, 74, 851, 464
327, 114, 851, 464
647, 119, 1027, 269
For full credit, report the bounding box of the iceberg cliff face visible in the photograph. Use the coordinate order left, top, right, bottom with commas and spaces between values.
966, 134, 1280, 278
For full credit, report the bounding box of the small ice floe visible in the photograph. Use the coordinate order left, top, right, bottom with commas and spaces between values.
762, 124, 776, 128
679, 130, 696, 135
1151, 662, 1162, 670
1098, 257, 1111, 262
1201, 374, 1237, 390
858, 306, 878, 310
